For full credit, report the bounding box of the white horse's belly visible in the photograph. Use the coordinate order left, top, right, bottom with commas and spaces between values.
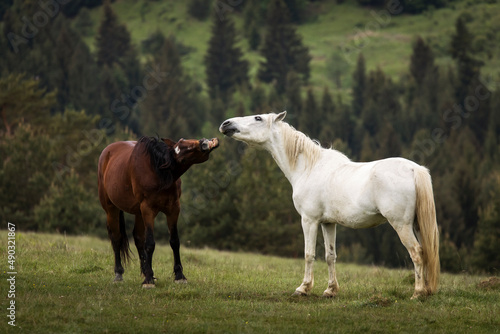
323, 208, 387, 228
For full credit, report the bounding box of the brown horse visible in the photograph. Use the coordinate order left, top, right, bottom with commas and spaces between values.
98, 136, 219, 288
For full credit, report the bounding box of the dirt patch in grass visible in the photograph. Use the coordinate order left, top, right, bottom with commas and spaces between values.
366, 294, 393, 307
477, 277, 500, 291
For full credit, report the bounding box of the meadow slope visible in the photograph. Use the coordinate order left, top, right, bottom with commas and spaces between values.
80, 0, 500, 99
1, 232, 499, 333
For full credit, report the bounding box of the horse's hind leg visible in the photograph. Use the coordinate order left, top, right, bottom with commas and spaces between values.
393, 222, 426, 299
106, 208, 125, 282
167, 208, 187, 283
321, 223, 339, 298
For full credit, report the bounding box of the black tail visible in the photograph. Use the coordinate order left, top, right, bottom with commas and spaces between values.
119, 210, 132, 263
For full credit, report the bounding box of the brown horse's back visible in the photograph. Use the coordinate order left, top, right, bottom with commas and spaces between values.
98, 141, 140, 214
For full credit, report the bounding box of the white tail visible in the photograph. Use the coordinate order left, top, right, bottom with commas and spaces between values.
414, 167, 440, 294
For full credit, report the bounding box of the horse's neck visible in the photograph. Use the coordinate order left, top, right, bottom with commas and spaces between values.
264, 129, 309, 185
264, 127, 350, 186
172, 163, 192, 180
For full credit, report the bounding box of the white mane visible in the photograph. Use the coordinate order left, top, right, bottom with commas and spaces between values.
279, 122, 322, 171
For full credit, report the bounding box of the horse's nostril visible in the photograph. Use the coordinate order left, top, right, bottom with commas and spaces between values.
222, 120, 231, 127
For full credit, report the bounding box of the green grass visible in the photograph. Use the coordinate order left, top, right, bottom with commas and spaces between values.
1, 232, 499, 333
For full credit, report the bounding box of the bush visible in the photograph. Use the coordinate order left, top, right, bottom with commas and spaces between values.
34, 172, 105, 237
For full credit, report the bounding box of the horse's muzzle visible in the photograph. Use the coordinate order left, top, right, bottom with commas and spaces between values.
219, 121, 239, 137
208, 138, 219, 151
201, 138, 219, 152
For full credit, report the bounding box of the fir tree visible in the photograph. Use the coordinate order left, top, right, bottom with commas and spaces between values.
318, 86, 335, 144
362, 68, 402, 137
258, 0, 311, 94
285, 71, 303, 125
450, 16, 483, 101
410, 36, 435, 87
54, 26, 76, 108
407, 37, 440, 138
141, 37, 201, 139
352, 53, 366, 117
375, 123, 401, 158
187, 0, 211, 21
284, 0, 306, 24
141, 30, 166, 55
96, 1, 133, 68
74, 7, 94, 36
67, 41, 103, 116
472, 174, 500, 272
333, 97, 354, 148
450, 17, 490, 142
204, 12, 249, 104
299, 87, 319, 138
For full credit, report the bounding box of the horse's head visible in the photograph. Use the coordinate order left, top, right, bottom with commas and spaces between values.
168, 137, 219, 165
219, 111, 287, 146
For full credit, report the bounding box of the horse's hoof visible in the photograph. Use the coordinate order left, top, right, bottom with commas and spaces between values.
292, 290, 307, 296
411, 290, 427, 300
175, 278, 188, 284
411, 294, 424, 300
142, 284, 156, 289
114, 274, 123, 282
322, 292, 335, 298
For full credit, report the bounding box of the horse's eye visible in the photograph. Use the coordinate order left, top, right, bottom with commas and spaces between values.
255, 116, 262, 121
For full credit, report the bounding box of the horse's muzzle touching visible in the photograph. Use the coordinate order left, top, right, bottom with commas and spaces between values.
201, 138, 220, 152
219, 120, 239, 137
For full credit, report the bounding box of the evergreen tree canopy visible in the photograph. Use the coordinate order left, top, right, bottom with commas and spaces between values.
450, 16, 484, 100
204, 12, 249, 104
318, 86, 335, 144
0, 74, 56, 136
96, 2, 133, 68
141, 36, 202, 139
352, 53, 366, 117
258, 0, 311, 94
410, 37, 435, 87
299, 87, 319, 138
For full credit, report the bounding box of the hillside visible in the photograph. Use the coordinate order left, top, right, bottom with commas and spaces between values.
1, 0, 499, 278
1, 232, 499, 333
78, 0, 500, 98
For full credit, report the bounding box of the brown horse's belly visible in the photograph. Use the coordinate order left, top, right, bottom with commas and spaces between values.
101, 142, 142, 214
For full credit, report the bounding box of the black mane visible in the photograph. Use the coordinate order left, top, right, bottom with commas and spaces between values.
136, 136, 176, 189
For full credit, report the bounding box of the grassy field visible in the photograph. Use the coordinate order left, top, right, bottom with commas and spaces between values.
1, 231, 499, 333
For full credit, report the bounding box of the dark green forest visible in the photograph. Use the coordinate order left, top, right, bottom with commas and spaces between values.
1, 0, 499, 274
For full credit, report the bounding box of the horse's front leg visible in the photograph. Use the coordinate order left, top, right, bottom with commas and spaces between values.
140, 204, 157, 288
133, 214, 146, 277
321, 223, 340, 297
294, 217, 319, 296
167, 208, 187, 283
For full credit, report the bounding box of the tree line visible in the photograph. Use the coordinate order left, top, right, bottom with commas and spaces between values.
0, 0, 499, 273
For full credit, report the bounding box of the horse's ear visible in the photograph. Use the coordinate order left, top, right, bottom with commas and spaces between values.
274, 111, 287, 122
161, 138, 176, 147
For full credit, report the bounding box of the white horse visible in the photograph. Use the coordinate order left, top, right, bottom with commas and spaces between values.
219, 111, 439, 299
